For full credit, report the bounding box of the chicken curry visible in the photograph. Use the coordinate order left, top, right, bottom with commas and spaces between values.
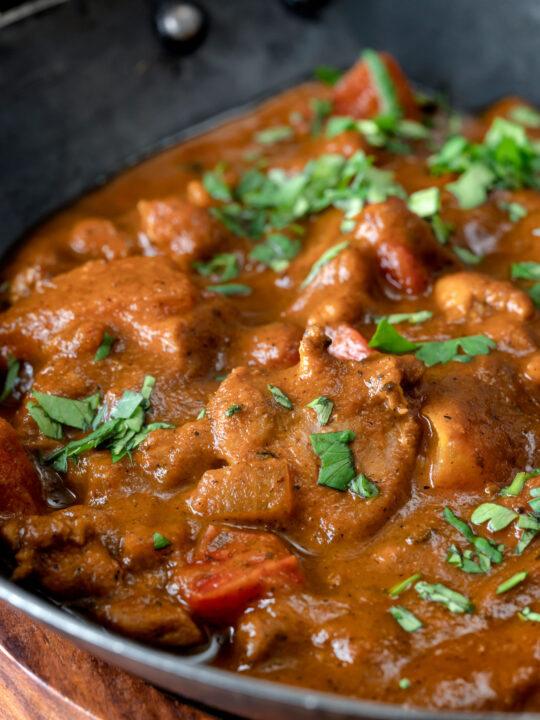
0, 50, 539, 712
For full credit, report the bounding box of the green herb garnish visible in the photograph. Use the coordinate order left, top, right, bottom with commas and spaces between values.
361, 48, 402, 119
374, 310, 433, 325
310, 98, 332, 137
301, 241, 349, 289
0, 355, 20, 404
500, 201, 527, 223
368, 318, 420, 354
225, 404, 242, 417
407, 187, 440, 218
203, 163, 232, 202
30, 390, 100, 432
398, 678, 411, 690
255, 126, 294, 146
471, 503, 518, 532
94, 332, 116, 362
27, 401, 63, 440
314, 65, 342, 86
153, 532, 172, 550
306, 396, 333, 426
389, 606, 423, 633
193, 253, 239, 281
453, 246, 484, 265
389, 574, 422, 598
207, 283, 252, 296
500, 469, 540, 497
446, 162, 495, 209
249, 233, 301, 272
310, 430, 356, 491
196, 408, 206, 420
509, 105, 540, 128
415, 335, 496, 367
349, 473, 379, 498
267, 384, 293, 409
511, 261, 540, 280
415, 580, 474, 614
496, 571, 528, 595
518, 606, 540, 622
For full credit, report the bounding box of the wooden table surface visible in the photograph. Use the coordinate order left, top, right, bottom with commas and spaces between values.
0, 600, 227, 720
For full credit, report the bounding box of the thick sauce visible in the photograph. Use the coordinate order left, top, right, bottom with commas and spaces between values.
0, 53, 539, 711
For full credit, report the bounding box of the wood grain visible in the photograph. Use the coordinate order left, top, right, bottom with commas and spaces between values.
0, 600, 221, 720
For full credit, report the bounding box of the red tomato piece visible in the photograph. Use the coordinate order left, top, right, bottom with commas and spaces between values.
333, 52, 419, 120
176, 526, 302, 623
377, 241, 429, 296
328, 324, 372, 362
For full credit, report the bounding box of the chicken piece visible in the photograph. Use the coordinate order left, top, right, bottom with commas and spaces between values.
333, 52, 419, 120
0, 417, 43, 516
435, 271, 535, 321
355, 197, 447, 295
138, 197, 223, 270
68, 218, 133, 261
228, 322, 301, 369
189, 458, 294, 523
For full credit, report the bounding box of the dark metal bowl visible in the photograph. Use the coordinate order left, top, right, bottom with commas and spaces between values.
1, 1, 540, 717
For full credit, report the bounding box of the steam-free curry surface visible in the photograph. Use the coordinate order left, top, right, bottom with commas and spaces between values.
0, 53, 539, 712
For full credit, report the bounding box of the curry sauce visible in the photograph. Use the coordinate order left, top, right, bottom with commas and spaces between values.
0, 51, 539, 712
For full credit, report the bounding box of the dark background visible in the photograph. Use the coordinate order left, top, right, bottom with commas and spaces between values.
2, 0, 540, 246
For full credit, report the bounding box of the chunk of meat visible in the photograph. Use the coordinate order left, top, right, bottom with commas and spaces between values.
355, 198, 446, 295
333, 52, 419, 120
0, 417, 42, 515
68, 218, 133, 261
327, 324, 372, 361
138, 197, 223, 270
174, 526, 302, 623
229, 323, 301, 369
189, 458, 293, 522
435, 271, 535, 321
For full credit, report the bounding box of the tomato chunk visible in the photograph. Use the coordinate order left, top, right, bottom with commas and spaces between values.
328, 324, 372, 362
333, 52, 419, 120
377, 241, 429, 296
176, 526, 302, 623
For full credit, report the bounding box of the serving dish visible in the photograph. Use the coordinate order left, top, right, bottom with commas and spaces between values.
1, 2, 539, 719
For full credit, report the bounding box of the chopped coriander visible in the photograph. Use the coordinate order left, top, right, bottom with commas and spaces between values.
431, 214, 453, 244
207, 283, 252, 296
349, 472, 379, 498
446, 162, 495, 209
196, 408, 206, 420
527, 282, 540, 306
374, 310, 433, 325
27, 401, 63, 440
225, 404, 242, 417
368, 318, 420, 354
255, 126, 294, 145
301, 241, 349, 289
529, 496, 540, 514
511, 261, 540, 280
361, 48, 402, 119
215, 375, 227, 382
453, 246, 484, 265
389, 606, 423, 633
202, 164, 232, 202
443, 507, 503, 568
267, 384, 293, 410
210, 204, 266, 240
31, 390, 100, 431
249, 233, 301, 272
518, 606, 540, 622
306, 396, 333, 426
398, 678, 411, 690
415, 335, 496, 367
193, 253, 239, 281
496, 571, 528, 595
471, 503, 518, 532
310, 98, 332, 137
0, 355, 20, 403
500, 200, 527, 222
407, 187, 440, 218
509, 105, 540, 128
94, 332, 116, 362
153, 532, 172, 550
389, 574, 422, 598
443, 507, 476, 544
314, 65, 342, 86
500, 469, 540, 497
310, 430, 356, 491
415, 580, 474, 614
446, 545, 485, 574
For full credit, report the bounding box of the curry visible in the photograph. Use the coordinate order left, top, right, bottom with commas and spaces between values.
0, 50, 539, 712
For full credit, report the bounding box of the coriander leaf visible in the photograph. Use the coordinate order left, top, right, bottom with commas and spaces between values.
31, 391, 98, 431
249, 233, 301, 272
500, 200, 527, 223
511, 261, 540, 280
314, 65, 342, 86
94, 332, 115, 362
389, 573, 422, 598
496, 571, 528, 595
443, 507, 476, 544
368, 318, 420, 354
310, 430, 356, 491
431, 214, 453, 244
471, 503, 518, 532
210, 205, 266, 240
389, 606, 423, 633
415, 580, 474, 614
207, 283, 252, 296
203, 164, 232, 202
428, 135, 470, 175
255, 126, 294, 145
500, 469, 540, 497
529, 496, 540, 514
326, 116, 358, 139
267, 384, 293, 409
446, 162, 495, 209
407, 187, 440, 218
517, 529, 538, 554
193, 253, 239, 281
196, 408, 206, 420
374, 310, 433, 325
0, 355, 20, 403
509, 105, 540, 128
310, 98, 332, 137
518, 606, 540, 622
225, 404, 242, 417
349, 472, 379, 498
453, 246, 484, 265
399, 679, 411, 690
414, 335, 495, 367
300, 241, 349, 289
446, 544, 484, 574
527, 282, 540, 307
361, 48, 402, 119
153, 532, 172, 550
306, 396, 333, 426
27, 400, 63, 440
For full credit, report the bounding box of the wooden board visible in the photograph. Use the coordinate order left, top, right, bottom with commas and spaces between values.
0, 600, 224, 720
